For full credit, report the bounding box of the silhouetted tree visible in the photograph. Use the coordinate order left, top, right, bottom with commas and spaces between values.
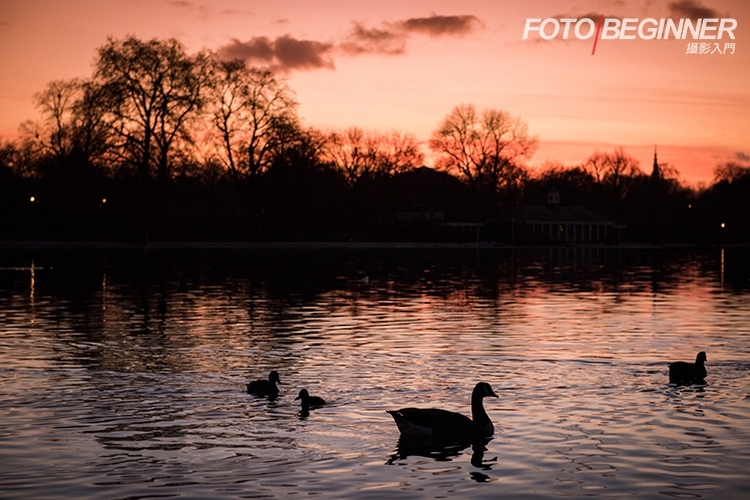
323, 128, 422, 185
583, 151, 608, 184
693, 161, 750, 242
23, 78, 112, 176
19, 78, 111, 181
375, 130, 424, 176
604, 147, 641, 200
6, 33, 746, 244
8, 134, 43, 177
271, 126, 329, 171
205, 58, 298, 180
71, 80, 112, 170
93, 36, 212, 181
23, 79, 79, 161
622, 169, 695, 243
714, 161, 750, 184
652, 160, 681, 184
525, 162, 596, 206
0, 141, 20, 174
324, 127, 377, 185
429, 104, 537, 197
583, 147, 641, 201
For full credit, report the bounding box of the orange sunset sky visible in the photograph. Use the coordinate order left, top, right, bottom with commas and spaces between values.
1, 0, 748, 185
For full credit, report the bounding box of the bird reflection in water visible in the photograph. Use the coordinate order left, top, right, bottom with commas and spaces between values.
387, 436, 497, 482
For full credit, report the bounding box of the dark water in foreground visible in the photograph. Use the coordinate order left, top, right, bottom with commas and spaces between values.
1, 246, 749, 499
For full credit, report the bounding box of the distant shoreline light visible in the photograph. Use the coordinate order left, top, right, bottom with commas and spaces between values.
522, 17, 737, 41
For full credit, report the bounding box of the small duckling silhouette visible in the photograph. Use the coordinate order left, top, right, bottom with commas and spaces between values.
294, 388, 326, 411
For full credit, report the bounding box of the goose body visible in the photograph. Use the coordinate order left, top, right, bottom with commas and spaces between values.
387, 382, 498, 439
295, 389, 326, 410
247, 370, 282, 396
668, 351, 707, 384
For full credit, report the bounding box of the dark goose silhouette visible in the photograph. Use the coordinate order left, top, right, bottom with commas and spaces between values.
668, 351, 707, 384
387, 382, 498, 439
294, 389, 326, 410
247, 370, 282, 397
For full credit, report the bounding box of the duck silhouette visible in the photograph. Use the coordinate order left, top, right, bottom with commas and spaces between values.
294, 389, 326, 410
246, 370, 282, 397
668, 351, 707, 385
387, 382, 498, 439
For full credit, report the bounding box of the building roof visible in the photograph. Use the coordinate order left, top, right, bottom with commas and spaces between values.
516, 204, 615, 224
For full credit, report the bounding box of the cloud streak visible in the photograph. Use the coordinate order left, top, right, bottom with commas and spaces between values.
217, 35, 335, 71
398, 15, 482, 37
668, 0, 722, 20
340, 22, 407, 55
218, 14, 481, 71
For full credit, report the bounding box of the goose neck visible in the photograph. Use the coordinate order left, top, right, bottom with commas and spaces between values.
471, 395, 490, 425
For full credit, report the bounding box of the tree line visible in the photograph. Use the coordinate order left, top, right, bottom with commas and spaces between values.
1, 35, 748, 243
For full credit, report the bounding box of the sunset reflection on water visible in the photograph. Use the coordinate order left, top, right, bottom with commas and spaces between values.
1, 247, 749, 499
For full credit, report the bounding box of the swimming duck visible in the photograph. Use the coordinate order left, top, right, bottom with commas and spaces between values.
387, 382, 498, 439
294, 389, 326, 410
668, 351, 707, 384
246, 370, 282, 396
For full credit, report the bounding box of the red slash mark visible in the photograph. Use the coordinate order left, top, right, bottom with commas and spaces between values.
591, 14, 604, 55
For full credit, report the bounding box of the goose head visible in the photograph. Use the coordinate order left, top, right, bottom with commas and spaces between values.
473, 382, 498, 399
295, 389, 310, 401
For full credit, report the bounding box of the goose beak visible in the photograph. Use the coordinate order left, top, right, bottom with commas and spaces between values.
489, 389, 499, 398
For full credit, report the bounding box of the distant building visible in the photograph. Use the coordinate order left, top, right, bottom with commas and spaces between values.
442, 222, 484, 242
511, 189, 620, 243
395, 204, 445, 223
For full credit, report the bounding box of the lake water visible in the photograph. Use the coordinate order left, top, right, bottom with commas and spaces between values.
1, 246, 749, 499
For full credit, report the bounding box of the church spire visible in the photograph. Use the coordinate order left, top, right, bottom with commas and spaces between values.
651, 145, 661, 179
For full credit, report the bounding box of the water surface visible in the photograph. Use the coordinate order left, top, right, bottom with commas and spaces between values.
1, 247, 749, 499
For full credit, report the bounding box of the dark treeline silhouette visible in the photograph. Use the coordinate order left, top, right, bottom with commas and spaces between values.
1, 35, 748, 244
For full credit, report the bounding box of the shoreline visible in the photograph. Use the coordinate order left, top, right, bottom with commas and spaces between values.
0, 240, 743, 251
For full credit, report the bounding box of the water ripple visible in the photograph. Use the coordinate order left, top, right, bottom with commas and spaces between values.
1, 248, 749, 498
